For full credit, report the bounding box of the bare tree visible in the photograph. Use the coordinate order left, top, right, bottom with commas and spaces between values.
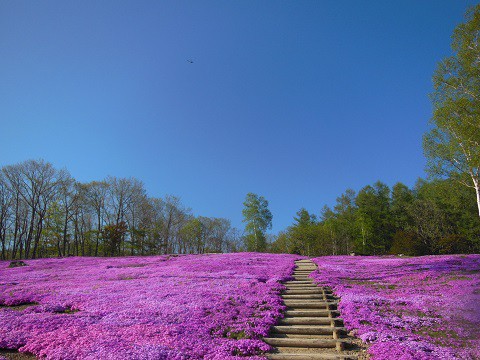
0, 173, 13, 260
83, 181, 109, 256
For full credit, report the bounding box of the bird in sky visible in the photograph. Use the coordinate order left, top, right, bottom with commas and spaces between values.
187, 59, 194, 64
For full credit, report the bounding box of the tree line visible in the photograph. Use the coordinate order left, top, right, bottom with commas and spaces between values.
0, 159, 243, 260
270, 178, 479, 256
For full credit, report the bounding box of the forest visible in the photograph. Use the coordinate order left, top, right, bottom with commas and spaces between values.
0, 159, 478, 260
271, 178, 479, 256
0, 159, 243, 260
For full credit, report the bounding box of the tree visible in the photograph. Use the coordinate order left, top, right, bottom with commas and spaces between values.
354, 182, 393, 254
82, 181, 109, 256
102, 222, 128, 257
331, 189, 358, 254
0, 173, 13, 260
391, 182, 414, 231
289, 208, 317, 255
242, 193, 272, 252
424, 5, 480, 216
3, 160, 66, 259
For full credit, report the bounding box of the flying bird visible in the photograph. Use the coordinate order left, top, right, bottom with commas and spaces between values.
187, 59, 194, 64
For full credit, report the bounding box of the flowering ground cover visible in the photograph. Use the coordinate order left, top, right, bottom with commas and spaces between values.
311, 255, 480, 360
0, 253, 297, 359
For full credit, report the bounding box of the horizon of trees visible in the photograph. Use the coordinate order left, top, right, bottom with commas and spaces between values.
0, 159, 243, 260
1, 159, 478, 260
270, 178, 479, 256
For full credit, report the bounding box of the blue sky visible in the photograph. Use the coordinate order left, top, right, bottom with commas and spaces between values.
0, 1, 477, 233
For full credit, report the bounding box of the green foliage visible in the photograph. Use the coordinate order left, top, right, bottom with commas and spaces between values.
179, 218, 204, 253
102, 222, 128, 256
389, 231, 427, 256
423, 4, 480, 216
437, 235, 472, 255
272, 177, 480, 257
354, 182, 393, 254
288, 208, 318, 255
242, 193, 272, 252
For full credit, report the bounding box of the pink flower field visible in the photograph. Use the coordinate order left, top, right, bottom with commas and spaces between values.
2, 253, 479, 360
0, 253, 297, 359
310, 255, 480, 360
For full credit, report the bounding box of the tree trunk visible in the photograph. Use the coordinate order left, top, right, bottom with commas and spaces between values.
25, 211, 36, 258
473, 177, 480, 218
62, 211, 69, 256
0, 228, 5, 260
32, 220, 43, 259
95, 210, 101, 257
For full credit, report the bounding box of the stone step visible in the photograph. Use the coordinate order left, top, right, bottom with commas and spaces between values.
286, 289, 331, 294
283, 294, 326, 300
272, 326, 346, 335
292, 277, 312, 281
293, 275, 314, 278
284, 289, 324, 294
294, 268, 317, 271
267, 353, 357, 360
283, 300, 337, 309
284, 310, 338, 317
291, 274, 313, 276
278, 317, 335, 326
263, 338, 346, 349
293, 274, 315, 276
270, 334, 334, 339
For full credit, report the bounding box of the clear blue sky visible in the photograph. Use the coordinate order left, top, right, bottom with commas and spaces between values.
0, 1, 477, 233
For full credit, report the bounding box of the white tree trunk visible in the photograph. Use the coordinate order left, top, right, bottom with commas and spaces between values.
473, 177, 480, 218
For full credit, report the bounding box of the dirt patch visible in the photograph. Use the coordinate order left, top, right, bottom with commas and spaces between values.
8, 261, 28, 268
0, 303, 38, 311
0, 349, 36, 360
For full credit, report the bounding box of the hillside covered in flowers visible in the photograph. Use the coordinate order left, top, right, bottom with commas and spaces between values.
311, 255, 480, 360
0, 253, 297, 359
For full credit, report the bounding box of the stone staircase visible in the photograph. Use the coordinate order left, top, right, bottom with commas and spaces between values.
264, 260, 360, 360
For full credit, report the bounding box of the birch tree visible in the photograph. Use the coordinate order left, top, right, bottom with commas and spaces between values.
424, 5, 480, 216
